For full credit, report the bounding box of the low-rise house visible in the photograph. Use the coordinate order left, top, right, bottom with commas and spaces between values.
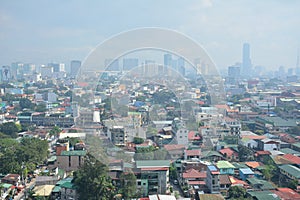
246, 177, 276, 191
184, 149, 201, 160
201, 151, 223, 162
182, 168, 206, 190
239, 168, 255, 180
272, 188, 300, 200
35, 176, 59, 186
279, 164, 300, 184
257, 139, 280, 151
60, 180, 78, 200
164, 144, 185, 160
218, 148, 238, 161
248, 191, 280, 200
219, 174, 231, 196
1, 174, 20, 186
216, 161, 235, 175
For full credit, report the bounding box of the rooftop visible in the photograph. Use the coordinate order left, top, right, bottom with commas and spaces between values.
136, 160, 170, 168
279, 165, 300, 178
216, 161, 235, 169
60, 150, 87, 156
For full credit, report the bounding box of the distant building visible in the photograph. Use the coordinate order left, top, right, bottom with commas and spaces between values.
56, 150, 86, 171
206, 165, 220, 193
105, 58, 119, 71
242, 43, 252, 77
70, 60, 81, 78
123, 58, 138, 71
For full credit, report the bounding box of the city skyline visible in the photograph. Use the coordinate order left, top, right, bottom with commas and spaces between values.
0, 0, 300, 70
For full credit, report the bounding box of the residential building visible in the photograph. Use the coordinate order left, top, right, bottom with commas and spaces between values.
216, 161, 235, 175
56, 150, 86, 171
135, 160, 170, 197
206, 165, 220, 193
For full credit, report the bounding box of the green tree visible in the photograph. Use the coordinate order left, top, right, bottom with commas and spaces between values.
133, 137, 144, 144
19, 98, 35, 110
73, 153, 115, 200
262, 165, 276, 181
238, 145, 254, 162
35, 103, 47, 112
228, 186, 247, 199
118, 172, 137, 199
0, 122, 19, 138
49, 126, 61, 137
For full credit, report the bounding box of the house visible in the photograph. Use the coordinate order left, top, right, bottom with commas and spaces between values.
135, 160, 170, 197
279, 165, 300, 184
199, 193, 224, 200
218, 148, 238, 161
184, 149, 201, 160
219, 175, 231, 196
248, 191, 280, 200
239, 168, 255, 180
255, 150, 271, 162
206, 165, 220, 194
164, 144, 185, 160
201, 151, 223, 162
60, 180, 78, 200
246, 177, 276, 190
272, 188, 300, 200
1, 174, 20, 186
282, 154, 300, 166
257, 139, 280, 151
35, 176, 59, 186
182, 168, 206, 190
216, 161, 235, 175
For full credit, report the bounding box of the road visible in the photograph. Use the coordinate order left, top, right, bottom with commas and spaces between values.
14, 178, 36, 200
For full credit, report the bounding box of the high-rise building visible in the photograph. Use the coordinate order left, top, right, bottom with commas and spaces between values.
105, 59, 119, 71
242, 43, 252, 76
49, 63, 65, 72
70, 60, 81, 78
123, 58, 138, 71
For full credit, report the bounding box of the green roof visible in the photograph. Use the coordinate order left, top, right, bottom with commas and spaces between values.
52, 186, 61, 193
232, 162, 248, 169
56, 177, 73, 186
1, 183, 12, 189
136, 160, 170, 168
279, 164, 300, 178
261, 116, 297, 127
292, 142, 300, 149
248, 191, 280, 200
216, 161, 235, 169
60, 150, 86, 156
280, 148, 300, 155
60, 181, 75, 189
201, 150, 223, 158
247, 177, 276, 190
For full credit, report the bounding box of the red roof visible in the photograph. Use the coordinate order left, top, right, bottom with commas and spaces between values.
183, 169, 206, 179
164, 144, 185, 151
282, 154, 300, 165
188, 131, 201, 140
219, 148, 236, 157
188, 180, 206, 185
273, 188, 300, 200
255, 150, 271, 155
141, 167, 169, 171
185, 149, 201, 156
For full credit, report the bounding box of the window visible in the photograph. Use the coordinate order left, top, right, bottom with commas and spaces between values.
137, 181, 141, 185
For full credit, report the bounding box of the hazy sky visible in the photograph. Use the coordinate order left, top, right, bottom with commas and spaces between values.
0, 0, 299, 70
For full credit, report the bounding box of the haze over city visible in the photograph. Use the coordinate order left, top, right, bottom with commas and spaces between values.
0, 0, 299, 70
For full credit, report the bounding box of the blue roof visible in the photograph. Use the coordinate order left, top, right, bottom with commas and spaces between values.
240, 168, 254, 174
208, 165, 218, 171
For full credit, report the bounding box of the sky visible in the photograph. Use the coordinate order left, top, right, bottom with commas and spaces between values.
0, 0, 300, 71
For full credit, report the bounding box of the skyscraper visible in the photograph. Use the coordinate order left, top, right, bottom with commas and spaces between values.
242, 43, 252, 76
123, 58, 138, 71
70, 60, 81, 78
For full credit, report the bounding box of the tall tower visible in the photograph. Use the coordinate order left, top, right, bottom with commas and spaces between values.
242, 43, 252, 77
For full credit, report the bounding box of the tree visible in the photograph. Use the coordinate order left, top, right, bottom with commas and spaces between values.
238, 145, 254, 162
133, 137, 144, 144
262, 165, 276, 181
35, 103, 47, 112
19, 98, 35, 110
228, 186, 247, 199
0, 122, 19, 138
73, 153, 115, 200
49, 126, 61, 137
118, 172, 137, 199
